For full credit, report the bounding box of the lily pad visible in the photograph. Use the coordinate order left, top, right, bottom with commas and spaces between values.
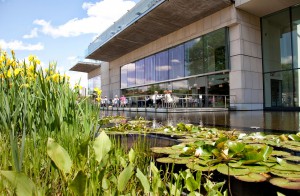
270, 178, 300, 190
235, 173, 268, 182
241, 165, 269, 173
217, 164, 250, 176
151, 147, 181, 155
186, 163, 217, 172
270, 169, 300, 179
283, 156, 300, 163
271, 150, 291, 157
156, 157, 190, 164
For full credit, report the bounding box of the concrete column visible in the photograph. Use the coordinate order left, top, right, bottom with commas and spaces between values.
101, 62, 110, 98
229, 10, 263, 110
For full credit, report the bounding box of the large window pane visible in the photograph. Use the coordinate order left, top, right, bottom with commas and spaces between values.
169, 45, 184, 79
127, 63, 136, 87
136, 59, 145, 85
262, 9, 292, 72
145, 55, 155, 83
155, 51, 169, 81
264, 71, 294, 107
121, 64, 128, 88
185, 37, 204, 76
292, 6, 300, 69
204, 28, 227, 72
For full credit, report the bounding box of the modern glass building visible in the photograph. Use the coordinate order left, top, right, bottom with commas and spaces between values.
70, 0, 300, 110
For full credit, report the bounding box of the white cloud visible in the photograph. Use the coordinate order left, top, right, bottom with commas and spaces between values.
29, 0, 136, 38
0, 39, 44, 51
23, 28, 38, 39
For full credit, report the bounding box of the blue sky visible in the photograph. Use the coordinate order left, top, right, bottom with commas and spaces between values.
0, 0, 140, 87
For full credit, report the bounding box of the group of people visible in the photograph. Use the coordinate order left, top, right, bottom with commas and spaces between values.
100, 90, 176, 108
101, 95, 127, 107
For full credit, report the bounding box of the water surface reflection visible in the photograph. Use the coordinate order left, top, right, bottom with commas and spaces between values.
100, 110, 300, 133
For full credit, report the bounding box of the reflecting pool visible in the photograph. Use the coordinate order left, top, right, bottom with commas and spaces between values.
100, 110, 300, 133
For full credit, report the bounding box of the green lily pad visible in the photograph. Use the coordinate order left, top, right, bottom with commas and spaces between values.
270, 169, 300, 179
186, 163, 217, 171
283, 156, 300, 163
241, 165, 269, 173
270, 178, 300, 190
271, 150, 291, 157
217, 164, 250, 176
234, 173, 268, 182
151, 147, 181, 155
156, 157, 190, 164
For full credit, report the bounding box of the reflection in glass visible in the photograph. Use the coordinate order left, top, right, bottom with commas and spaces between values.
264, 71, 293, 107
169, 45, 184, 79
136, 59, 145, 85
127, 63, 136, 87
262, 9, 292, 72
155, 51, 169, 82
292, 6, 300, 107
204, 28, 227, 72
185, 37, 204, 76
145, 55, 156, 83
121, 64, 128, 88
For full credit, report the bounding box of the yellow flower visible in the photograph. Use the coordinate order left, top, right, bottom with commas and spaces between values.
74, 83, 83, 90
20, 83, 30, 88
28, 55, 35, 62
14, 68, 22, 76
96, 97, 101, 102
51, 73, 60, 83
94, 87, 102, 96
6, 70, 12, 78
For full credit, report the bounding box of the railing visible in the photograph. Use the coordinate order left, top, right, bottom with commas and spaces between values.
99, 94, 236, 109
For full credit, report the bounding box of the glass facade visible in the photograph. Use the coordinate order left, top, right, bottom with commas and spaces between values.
120, 27, 229, 97
88, 75, 101, 95
262, 5, 300, 108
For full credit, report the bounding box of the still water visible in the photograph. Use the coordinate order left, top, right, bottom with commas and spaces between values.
100, 110, 300, 134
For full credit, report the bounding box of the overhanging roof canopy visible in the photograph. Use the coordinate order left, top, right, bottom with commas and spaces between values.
70, 61, 101, 73
86, 0, 232, 62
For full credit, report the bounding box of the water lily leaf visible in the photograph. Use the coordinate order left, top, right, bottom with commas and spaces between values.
270, 169, 300, 179
243, 165, 269, 173
156, 157, 190, 164
69, 171, 87, 195
93, 131, 111, 163
151, 147, 181, 155
215, 137, 228, 149
136, 168, 150, 194
271, 150, 291, 157
117, 163, 134, 192
235, 173, 268, 182
283, 155, 300, 163
186, 163, 217, 172
270, 178, 300, 190
228, 141, 245, 154
217, 164, 250, 176
259, 145, 273, 161
47, 138, 72, 173
0, 171, 35, 196
288, 134, 300, 142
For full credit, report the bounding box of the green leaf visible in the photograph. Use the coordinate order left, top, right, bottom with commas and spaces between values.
128, 148, 135, 163
117, 163, 134, 192
47, 138, 72, 173
270, 178, 300, 190
0, 171, 35, 196
259, 145, 273, 161
234, 173, 268, 182
136, 168, 150, 193
69, 171, 87, 195
227, 141, 245, 154
156, 157, 190, 164
186, 177, 199, 192
217, 164, 250, 176
93, 131, 112, 163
